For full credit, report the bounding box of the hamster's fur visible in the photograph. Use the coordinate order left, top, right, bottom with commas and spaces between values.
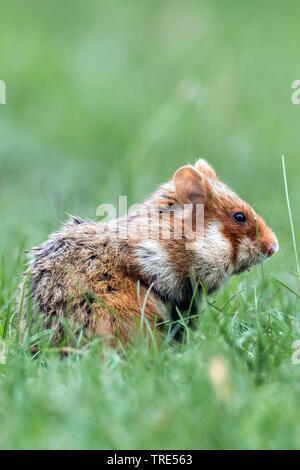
18, 159, 279, 344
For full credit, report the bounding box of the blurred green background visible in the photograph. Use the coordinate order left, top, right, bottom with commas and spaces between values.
1, 0, 300, 450
1, 0, 300, 270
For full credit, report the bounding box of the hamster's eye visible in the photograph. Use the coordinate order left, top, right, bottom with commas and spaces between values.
233, 212, 247, 224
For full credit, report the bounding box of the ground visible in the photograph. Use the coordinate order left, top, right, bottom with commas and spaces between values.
1, 0, 300, 449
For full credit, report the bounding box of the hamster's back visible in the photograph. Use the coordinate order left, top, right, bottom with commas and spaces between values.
20, 217, 165, 343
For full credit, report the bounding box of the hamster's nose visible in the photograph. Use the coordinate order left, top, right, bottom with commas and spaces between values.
266, 240, 279, 258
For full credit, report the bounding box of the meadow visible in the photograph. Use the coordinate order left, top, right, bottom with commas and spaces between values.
1, 0, 300, 449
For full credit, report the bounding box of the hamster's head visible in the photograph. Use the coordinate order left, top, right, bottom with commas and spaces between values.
174, 159, 279, 290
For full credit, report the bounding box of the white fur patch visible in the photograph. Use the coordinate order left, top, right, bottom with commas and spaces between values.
272, 239, 280, 254
135, 223, 234, 297
134, 240, 182, 300
236, 235, 279, 270
236, 236, 254, 268
192, 222, 233, 290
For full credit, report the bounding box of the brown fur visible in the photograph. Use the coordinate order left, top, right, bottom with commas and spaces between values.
18, 160, 278, 344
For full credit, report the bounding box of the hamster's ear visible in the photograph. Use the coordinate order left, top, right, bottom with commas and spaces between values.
174, 165, 208, 205
194, 158, 217, 180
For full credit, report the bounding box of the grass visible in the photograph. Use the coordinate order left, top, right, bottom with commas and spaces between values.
2, 276, 300, 449
1, 0, 300, 449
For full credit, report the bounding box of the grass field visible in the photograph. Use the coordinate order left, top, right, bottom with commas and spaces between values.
1, 0, 300, 449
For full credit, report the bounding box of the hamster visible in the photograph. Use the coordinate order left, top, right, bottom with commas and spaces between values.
18, 159, 279, 344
